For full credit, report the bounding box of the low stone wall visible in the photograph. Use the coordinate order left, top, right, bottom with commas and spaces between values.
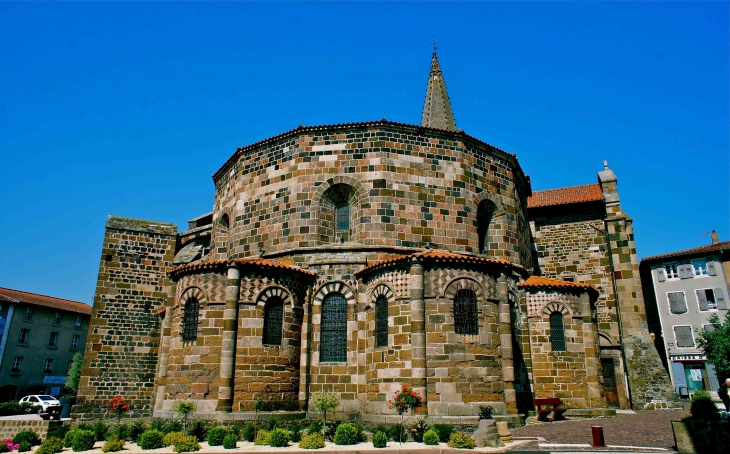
0, 419, 50, 440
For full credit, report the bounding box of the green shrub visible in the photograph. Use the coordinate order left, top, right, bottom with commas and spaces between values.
447, 432, 476, 449
431, 424, 455, 443
253, 430, 270, 446
92, 420, 109, 441
308, 419, 323, 435
409, 417, 429, 442
222, 434, 237, 449
17, 441, 32, 453
172, 436, 199, 453
333, 423, 358, 445
71, 430, 97, 452
13, 430, 41, 446
112, 424, 129, 441
268, 428, 290, 448
206, 426, 229, 446
423, 429, 440, 446
130, 421, 148, 440
241, 423, 256, 442
188, 420, 210, 441
47, 423, 70, 441
691, 391, 721, 421
372, 431, 388, 448
149, 418, 181, 435
64, 428, 82, 447
298, 433, 325, 449
163, 432, 188, 447
137, 429, 165, 450
387, 423, 408, 442
287, 421, 302, 443
36, 437, 64, 454
101, 437, 125, 453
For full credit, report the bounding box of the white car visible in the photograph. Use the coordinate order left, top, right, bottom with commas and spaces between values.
19, 395, 61, 412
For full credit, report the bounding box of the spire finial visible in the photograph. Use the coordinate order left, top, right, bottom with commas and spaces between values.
421, 44, 457, 131
430, 37, 438, 53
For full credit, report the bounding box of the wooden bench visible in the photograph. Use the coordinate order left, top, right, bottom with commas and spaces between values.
39, 405, 62, 421
534, 398, 568, 422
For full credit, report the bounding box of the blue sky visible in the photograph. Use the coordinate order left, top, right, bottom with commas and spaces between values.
1, 2, 727, 304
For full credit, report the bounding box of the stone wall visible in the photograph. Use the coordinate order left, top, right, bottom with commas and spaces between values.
73, 216, 177, 419
0, 419, 50, 440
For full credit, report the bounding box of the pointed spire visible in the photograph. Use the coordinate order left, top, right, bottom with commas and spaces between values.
421, 46, 457, 131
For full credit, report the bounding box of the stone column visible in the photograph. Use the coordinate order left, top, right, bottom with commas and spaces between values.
497, 273, 517, 414
298, 289, 313, 406
410, 259, 427, 411
217, 265, 241, 412
580, 292, 603, 408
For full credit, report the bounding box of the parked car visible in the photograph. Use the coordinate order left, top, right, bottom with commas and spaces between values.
19, 395, 60, 412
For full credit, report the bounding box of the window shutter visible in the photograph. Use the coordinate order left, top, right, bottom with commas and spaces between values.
696, 290, 708, 311
668, 292, 679, 313
677, 292, 688, 312
707, 262, 717, 276
675, 326, 694, 348
657, 268, 666, 282
714, 288, 727, 310
703, 324, 715, 332
679, 265, 693, 279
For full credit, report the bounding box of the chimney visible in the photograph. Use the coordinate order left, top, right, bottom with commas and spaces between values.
711, 230, 719, 244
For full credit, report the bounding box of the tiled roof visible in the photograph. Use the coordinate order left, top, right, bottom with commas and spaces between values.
517, 276, 598, 295
168, 258, 316, 278
527, 184, 603, 208
0, 287, 92, 315
641, 241, 730, 263
354, 249, 526, 277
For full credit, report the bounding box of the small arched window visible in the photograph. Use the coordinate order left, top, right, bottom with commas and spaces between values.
375, 295, 388, 347
550, 312, 566, 351
321, 293, 347, 362
477, 200, 496, 254
219, 213, 229, 229
182, 297, 200, 341
262, 297, 284, 346
336, 203, 350, 233
454, 289, 478, 335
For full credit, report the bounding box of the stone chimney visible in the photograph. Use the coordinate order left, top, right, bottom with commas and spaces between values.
711, 230, 719, 244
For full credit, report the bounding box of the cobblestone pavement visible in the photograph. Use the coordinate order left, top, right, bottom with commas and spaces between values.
509, 409, 687, 452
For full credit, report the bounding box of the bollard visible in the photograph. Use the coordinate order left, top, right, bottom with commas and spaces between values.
591, 425, 605, 447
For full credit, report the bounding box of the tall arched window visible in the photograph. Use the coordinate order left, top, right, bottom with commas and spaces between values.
182, 297, 200, 341
336, 203, 350, 234
262, 296, 284, 346
375, 295, 388, 347
454, 289, 478, 335
550, 312, 566, 351
477, 200, 497, 254
321, 293, 347, 362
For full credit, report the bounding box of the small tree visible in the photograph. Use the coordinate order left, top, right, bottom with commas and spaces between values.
174, 401, 196, 434
697, 313, 730, 380
104, 396, 131, 423
65, 353, 84, 394
388, 385, 423, 443
311, 393, 339, 438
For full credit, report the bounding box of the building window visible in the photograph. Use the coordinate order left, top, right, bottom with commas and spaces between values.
53, 312, 61, 325
668, 291, 688, 314
11, 357, 23, 373
71, 335, 80, 350
454, 289, 478, 335
320, 293, 347, 362
43, 358, 54, 374
692, 259, 708, 277
697, 288, 727, 311
18, 328, 30, 345
674, 325, 694, 348
262, 297, 284, 346
23, 307, 33, 321
75, 316, 82, 328
375, 295, 388, 347
182, 297, 199, 342
48, 332, 59, 347
550, 312, 566, 352
67, 360, 74, 373
336, 203, 350, 233
477, 200, 497, 254
702, 324, 715, 333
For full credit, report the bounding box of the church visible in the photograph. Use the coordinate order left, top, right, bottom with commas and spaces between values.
73, 50, 677, 422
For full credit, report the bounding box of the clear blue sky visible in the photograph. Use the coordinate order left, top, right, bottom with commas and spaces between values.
1, 2, 727, 304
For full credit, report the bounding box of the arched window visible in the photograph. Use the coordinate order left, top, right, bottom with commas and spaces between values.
477, 200, 496, 254
321, 293, 347, 362
454, 289, 478, 335
336, 203, 350, 233
182, 297, 199, 341
262, 297, 284, 346
218, 213, 229, 229
375, 295, 388, 347
550, 312, 566, 351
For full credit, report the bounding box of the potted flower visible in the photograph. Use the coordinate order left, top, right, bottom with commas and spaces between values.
388, 385, 423, 442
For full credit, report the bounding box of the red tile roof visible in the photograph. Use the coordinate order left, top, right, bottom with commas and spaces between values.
168, 258, 316, 278
641, 241, 730, 262
354, 249, 527, 277
0, 287, 92, 315
527, 183, 603, 208
517, 276, 598, 295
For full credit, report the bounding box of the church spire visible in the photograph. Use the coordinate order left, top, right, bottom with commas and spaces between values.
421, 41, 457, 131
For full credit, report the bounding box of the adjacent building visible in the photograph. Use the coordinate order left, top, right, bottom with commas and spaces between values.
0, 287, 92, 401
640, 236, 730, 397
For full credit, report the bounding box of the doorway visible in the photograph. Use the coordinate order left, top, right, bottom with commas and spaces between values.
601, 358, 619, 408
